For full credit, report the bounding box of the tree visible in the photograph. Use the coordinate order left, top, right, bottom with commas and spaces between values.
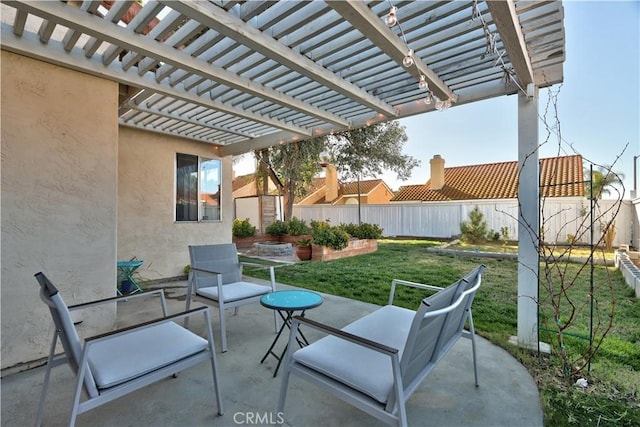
322, 121, 420, 223
584, 166, 625, 199
254, 138, 325, 220
325, 121, 420, 181
256, 121, 419, 221
459, 207, 489, 244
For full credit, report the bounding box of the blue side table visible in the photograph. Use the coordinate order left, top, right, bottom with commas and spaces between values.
116, 260, 144, 296
260, 290, 323, 377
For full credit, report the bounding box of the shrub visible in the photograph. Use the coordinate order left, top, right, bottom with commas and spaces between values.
311, 225, 350, 250
265, 220, 288, 236
500, 226, 510, 242
601, 221, 616, 251
310, 219, 330, 233
338, 222, 383, 239
287, 217, 309, 236
232, 218, 256, 237
460, 207, 488, 244
338, 223, 359, 237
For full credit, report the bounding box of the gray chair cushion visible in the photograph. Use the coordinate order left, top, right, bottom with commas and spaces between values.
196, 281, 271, 303
88, 322, 208, 389
293, 305, 415, 404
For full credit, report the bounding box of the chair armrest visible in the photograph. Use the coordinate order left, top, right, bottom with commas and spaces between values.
189, 267, 222, 275
388, 279, 443, 305
291, 316, 398, 356
68, 289, 168, 316
85, 306, 211, 344
240, 262, 276, 289
240, 261, 274, 270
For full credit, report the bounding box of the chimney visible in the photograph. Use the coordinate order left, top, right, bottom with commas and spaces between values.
430, 155, 445, 190
325, 165, 339, 201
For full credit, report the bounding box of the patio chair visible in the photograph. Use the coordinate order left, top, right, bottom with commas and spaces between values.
34, 272, 223, 427
186, 243, 277, 352
278, 265, 485, 427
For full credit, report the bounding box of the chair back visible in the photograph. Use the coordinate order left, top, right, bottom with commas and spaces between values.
35, 272, 99, 397
399, 265, 485, 392
435, 265, 485, 354
189, 244, 242, 288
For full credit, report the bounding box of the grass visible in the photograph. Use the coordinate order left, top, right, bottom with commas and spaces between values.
241, 239, 640, 427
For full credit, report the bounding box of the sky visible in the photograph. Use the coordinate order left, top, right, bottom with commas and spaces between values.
235, 1, 640, 198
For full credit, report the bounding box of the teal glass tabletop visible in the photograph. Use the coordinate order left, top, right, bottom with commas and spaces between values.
260, 290, 323, 311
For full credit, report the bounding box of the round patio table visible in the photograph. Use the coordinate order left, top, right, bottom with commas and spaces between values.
260, 290, 323, 377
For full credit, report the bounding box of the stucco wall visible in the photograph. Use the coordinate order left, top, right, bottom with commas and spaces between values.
117, 127, 233, 280
1, 51, 118, 370
368, 184, 394, 204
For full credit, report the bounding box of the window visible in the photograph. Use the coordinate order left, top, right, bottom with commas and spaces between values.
176, 154, 221, 222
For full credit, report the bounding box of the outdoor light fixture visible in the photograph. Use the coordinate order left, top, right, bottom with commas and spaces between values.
418, 74, 428, 90
435, 98, 451, 111
384, 1, 454, 110
402, 49, 414, 67
385, 6, 397, 27
424, 92, 433, 105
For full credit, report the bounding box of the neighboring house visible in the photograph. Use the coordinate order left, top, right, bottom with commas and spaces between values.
232, 172, 279, 199
297, 165, 396, 206
391, 154, 584, 202
232, 173, 281, 231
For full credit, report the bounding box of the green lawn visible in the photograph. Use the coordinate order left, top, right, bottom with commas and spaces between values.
241, 239, 640, 427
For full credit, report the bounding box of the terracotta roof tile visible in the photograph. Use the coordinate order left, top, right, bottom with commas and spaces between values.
295, 177, 327, 203
341, 179, 385, 195
296, 178, 393, 204
232, 173, 256, 192
391, 155, 584, 202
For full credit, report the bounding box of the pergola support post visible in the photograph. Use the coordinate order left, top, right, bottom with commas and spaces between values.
512, 86, 549, 352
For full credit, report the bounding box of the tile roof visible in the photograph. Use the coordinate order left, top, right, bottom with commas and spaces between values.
341, 179, 387, 195
296, 178, 391, 204
391, 155, 584, 202
232, 173, 256, 192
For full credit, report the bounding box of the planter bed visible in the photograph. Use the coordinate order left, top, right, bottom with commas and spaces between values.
312, 239, 378, 262
232, 234, 278, 249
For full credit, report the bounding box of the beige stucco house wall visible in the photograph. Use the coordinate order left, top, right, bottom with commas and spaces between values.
1, 51, 118, 369
118, 127, 232, 280
1, 51, 234, 371
334, 183, 395, 205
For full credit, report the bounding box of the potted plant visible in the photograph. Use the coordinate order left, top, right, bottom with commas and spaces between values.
295, 238, 313, 261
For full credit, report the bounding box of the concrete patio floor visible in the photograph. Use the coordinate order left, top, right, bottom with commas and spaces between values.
1, 279, 543, 427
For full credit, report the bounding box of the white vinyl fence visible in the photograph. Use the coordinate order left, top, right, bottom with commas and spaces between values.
293, 198, 635, 247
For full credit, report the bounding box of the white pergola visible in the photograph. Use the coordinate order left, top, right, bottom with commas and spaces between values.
0, 0, 565, 348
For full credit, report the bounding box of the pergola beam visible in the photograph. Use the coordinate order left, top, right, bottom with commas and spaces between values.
162, 0, 398, 118
0, 23, 310, 137
4, 0, 343, 132
326, 0, 456, 103
486, 0, 534, 87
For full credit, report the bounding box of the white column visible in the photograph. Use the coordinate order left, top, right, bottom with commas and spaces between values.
516, 86, 540, 349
